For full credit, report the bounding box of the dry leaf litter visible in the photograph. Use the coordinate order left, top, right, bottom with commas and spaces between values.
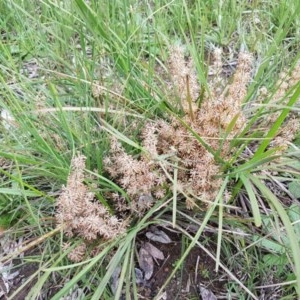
0, 235, 23, 297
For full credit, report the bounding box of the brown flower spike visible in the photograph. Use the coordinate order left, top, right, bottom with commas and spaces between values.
56, 154, 127, 261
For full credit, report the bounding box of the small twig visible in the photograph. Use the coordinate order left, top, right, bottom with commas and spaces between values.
194, 255, 200, 283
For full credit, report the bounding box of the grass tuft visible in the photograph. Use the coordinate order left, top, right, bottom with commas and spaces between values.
1, 0, 300, 299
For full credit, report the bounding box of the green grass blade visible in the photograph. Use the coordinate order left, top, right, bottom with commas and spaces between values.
239, 173, 262, 227
155, 176, 229, 298
255, 82, 300, 156
250, 175, 300, 296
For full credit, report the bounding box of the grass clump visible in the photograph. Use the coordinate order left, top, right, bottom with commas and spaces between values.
1, 0, 300, 299
104, 47, 253, 212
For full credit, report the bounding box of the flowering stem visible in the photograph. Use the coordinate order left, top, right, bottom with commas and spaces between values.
186, 75, 195, 122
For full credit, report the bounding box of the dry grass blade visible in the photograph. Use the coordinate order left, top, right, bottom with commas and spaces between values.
32, 106, 144, 118
0, 227, 61, 264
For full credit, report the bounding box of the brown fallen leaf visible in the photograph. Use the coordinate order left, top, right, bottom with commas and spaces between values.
134, 267, 144, 284
138, 247, 154, 280
144, 242, 164, 260
146, 229, 171, 244
199, 285, 217, 300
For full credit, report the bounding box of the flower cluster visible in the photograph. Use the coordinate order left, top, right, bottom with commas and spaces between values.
56, 154, 127, 261
103, 137, 167, 213
104, 47, 253, 209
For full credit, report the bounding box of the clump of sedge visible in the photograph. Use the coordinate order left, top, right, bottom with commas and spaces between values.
57, 47, 300, 261
104, 47, 253, 209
